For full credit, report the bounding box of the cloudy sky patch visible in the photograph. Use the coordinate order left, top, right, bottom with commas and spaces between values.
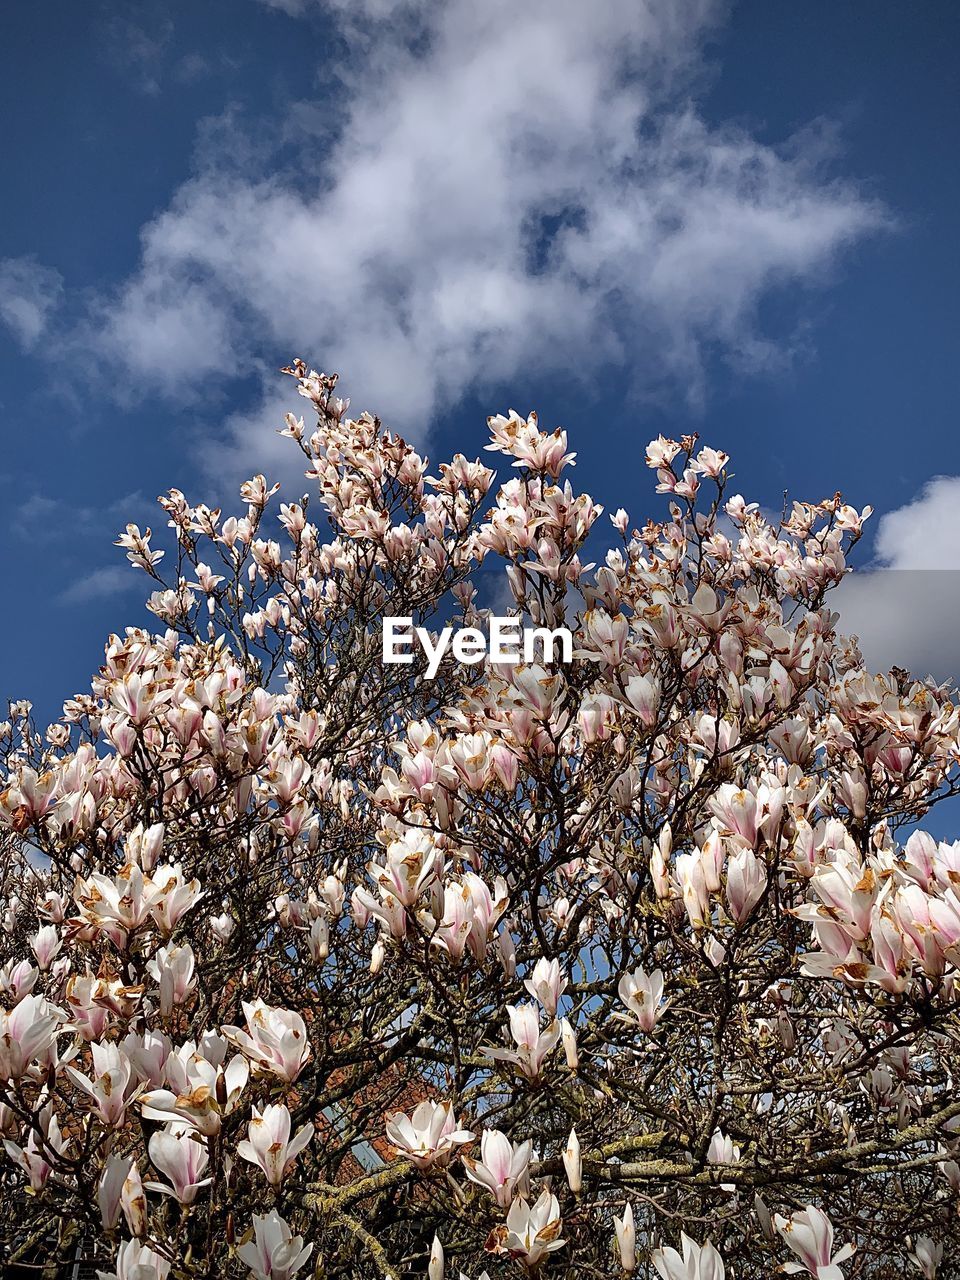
0, 0, 956, 718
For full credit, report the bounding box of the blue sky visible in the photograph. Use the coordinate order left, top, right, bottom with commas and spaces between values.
1, 0, 959, 745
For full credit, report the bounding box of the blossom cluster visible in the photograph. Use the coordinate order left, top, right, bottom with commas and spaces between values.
0, 362, 956, 1277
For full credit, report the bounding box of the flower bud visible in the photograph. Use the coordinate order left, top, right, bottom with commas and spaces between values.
429, 1234, 444, 1280
560, 1017, 579, 1070
563, 1127, 582, 1193
614, 1201, 635, 1273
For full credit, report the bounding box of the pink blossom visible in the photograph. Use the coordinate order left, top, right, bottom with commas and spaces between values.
614, 1202, 636, 1272
617, 966, 666, 1032
774, 1205, 855, 1280
96, 1239, 170, 1280
726, 848, 768, 924
237, 1103, 313, 1187
488, 1190, 565, 1270
484, 1004, 561, 1080
384, 1100, 474, 1170
223, 999, 311, 1083
145, 1123, 211, 1205
652, 1234, 725, 1280
0, 993, 64, 1081
523, 957, 567, 1018
3, 1102, 69, 1191
463, 1128, 532, 1207
65, 1041, 137, 1127
236, 1210, 313, 1280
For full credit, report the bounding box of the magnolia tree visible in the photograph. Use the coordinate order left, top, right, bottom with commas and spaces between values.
2, 361, 960, 1280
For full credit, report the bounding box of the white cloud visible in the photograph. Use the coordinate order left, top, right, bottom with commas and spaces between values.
834, 570, 960, 685
256, 0, 311, 14
81, 0, 884, 473
833, 477, 960, 683
0, 257, 63, 350
59, 566, 141, 606
873, 476, 960, 571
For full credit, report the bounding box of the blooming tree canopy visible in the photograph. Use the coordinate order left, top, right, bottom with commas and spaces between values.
1, 360, 959, 1278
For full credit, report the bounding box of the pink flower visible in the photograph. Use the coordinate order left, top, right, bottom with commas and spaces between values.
0, 993, 64, 1081
146, 1123, 211, 1205
0, 958, 38, 1004
652, 1233, 725, 1280
774, 1206, 855, 1280
692, 446, 729, 479
122, 1028, 172, 1088
237, 1103, 313, 1187
97, 1154, 132, 1230
96, 1239, 170, 1280
675, 852, 711, 930
484, 1004, 561, 1080
726, 848, 767, 924
579, 610, 629, 666
147, 942, 197, 1017
384, 1100, 474, 1170
223, 999, 312, 1083
463, 1129, 532, 1207
645, 435, 682, 469
523, 957, 567, 1019
140, 1039, 248, 1135
121, 1161, 147, 1237
461, 872, 509, 962
3, 1102, 69, 1191
65, 971, 113, 1042
29, 924, 62, 971
369, 830, 442, 908
708, 785, 759, 847
450, 732, 493, 790
562, 1126, 581, 1193
614, 1202, 636, 1272
488, 1190, 565, 1270
236, 1210, 313, 1280
908, 1236, 943, 1280
560, 1017, 579, 1069
617, 967, 666, 1032
65, 1041, 137, 1127
73, 863, 159, 946
623, 673, 661, 727
148, 862, 204, 933
427, 882, 474, 963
